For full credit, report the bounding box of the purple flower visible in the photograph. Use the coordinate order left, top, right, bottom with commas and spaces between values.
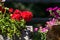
52, 6, 58, 11
46, 7, 52, 11
54, 12, 60, 18
34, 28, 38, 31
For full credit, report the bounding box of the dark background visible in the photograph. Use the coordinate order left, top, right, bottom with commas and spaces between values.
4, 0, 60, 25
5, 0, 60, 3
4, 2, 60, 18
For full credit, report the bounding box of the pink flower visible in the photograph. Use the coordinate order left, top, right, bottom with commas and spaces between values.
46, 18, 58, 29
34, 28, 38, 31
40, 28, 48, 33
53, 6, 58, 11
57, 8, 60, 10
46, 18, 56, 26
50, 18, 56, 25
39, 26, 48, 33
46, 7, 52, 11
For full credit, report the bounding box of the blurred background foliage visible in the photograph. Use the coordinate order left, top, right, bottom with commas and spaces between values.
4, 2, 60, 18
4, 2, 60, 25
4, 2, 49, 18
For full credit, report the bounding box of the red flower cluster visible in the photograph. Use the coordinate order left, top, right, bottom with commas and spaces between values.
10, 9, 21, 21
11, 13, 21, 21
21, 11, 33, 22
9, 8, 33, 22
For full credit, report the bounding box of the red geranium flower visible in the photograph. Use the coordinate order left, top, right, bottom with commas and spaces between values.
0, 6, 2, 11
11, 13, 21, 21
9, 8, 13, 13
11, 9, 22, 21
21, 11, 33, 22
2, 8, 5, 13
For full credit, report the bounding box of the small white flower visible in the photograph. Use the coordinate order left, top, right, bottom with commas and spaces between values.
24, 36, 29, 40
1, 0, 6, 2
5, 7, 9, 10
0, 11, 2, 13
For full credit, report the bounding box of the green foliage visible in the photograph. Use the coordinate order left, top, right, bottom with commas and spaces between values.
0, 11, 26, 39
